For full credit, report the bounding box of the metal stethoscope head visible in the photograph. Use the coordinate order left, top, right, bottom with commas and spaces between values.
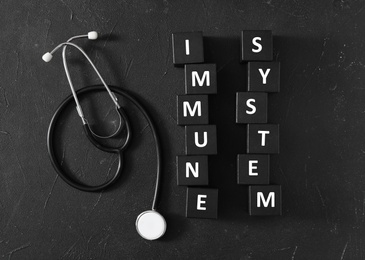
42, 32, 166, 240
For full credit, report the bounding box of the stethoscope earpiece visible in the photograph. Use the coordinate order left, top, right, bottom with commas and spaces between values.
136, 210, 166, 240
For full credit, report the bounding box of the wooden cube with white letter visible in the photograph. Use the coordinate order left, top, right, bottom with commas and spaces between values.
249, 185, 282, 215
186, 187, 218, 219
237, 30, 282, 216
173, 31, 218, 219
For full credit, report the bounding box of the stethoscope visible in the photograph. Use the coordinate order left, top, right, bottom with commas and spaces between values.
42, 31, 166, 240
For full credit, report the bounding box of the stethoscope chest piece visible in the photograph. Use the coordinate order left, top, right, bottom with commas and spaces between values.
136, 210, 166, 240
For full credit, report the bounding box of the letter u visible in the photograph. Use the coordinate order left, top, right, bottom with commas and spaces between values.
194, 132, 208, 147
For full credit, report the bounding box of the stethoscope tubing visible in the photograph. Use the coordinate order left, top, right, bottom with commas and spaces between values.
47, 85, 162, 210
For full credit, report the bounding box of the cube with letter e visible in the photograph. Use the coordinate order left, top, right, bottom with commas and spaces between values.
186, 187, 218, 219
237, 154, 269, 185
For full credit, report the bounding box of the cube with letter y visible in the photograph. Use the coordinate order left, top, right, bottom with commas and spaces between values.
248, 62, 280, 92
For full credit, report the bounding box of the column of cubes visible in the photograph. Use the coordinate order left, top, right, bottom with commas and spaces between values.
172, 32, 219, 219
237, 30, 282, 216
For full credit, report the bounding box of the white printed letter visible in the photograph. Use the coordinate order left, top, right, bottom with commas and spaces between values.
183, 101, 201, 117
259, 68, 271, 84
185, 39, 190, 55
197, 194, 207, 210
192, 71, 210, 87
258, 130, 270, 146
186, 162, 199, 178
252, 37, 262, 53
257, 192, 275, 207
246, 98, 256, 115
194, 132, 208, 148
249, 160, 258, 176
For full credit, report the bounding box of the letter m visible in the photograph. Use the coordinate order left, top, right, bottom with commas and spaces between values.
183, 101, 201, 117
192, 71, 210, 87
257, 192, 275, 207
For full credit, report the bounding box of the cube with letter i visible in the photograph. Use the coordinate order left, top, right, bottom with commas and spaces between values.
249, 185, 282, 215
172, 32, 204, 65
186, 187, 218, 218
176, 156, 209, 186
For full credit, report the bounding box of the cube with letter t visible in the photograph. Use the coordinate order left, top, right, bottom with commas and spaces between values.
186, 187, 218, 218
247, 124, 279, 154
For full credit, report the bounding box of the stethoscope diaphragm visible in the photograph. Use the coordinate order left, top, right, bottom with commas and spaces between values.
136, 210, 166, 240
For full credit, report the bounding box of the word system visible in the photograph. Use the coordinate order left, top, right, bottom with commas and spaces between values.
172, 31, 218, 219
237, 30, 282, 215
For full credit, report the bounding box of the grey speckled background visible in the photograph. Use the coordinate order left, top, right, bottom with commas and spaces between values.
0, 0, 364, 259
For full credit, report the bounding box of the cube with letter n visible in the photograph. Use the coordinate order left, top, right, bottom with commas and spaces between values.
176, 155, 209, 186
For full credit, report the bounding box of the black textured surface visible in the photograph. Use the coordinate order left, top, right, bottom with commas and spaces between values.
1, 0, 365, 259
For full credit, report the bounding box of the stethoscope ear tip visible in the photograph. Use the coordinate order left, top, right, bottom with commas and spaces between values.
42, 52, 53, 62
136, 210, 166, 240
88, 31, 98, 40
